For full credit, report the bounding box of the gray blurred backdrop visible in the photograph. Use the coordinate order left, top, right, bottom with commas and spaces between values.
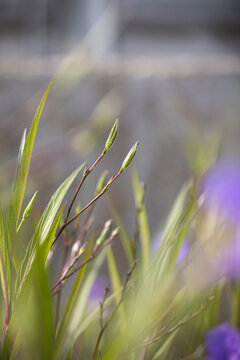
1, 0, 240, 240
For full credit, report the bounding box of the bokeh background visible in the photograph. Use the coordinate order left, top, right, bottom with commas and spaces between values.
1, 0, 240, 242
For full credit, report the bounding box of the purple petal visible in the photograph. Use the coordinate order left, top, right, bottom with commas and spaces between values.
203, 162, 240, 225
205, 323, 240, 359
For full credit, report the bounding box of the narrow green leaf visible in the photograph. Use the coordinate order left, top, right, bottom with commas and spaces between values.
107, 198, 134, 266
107, 247, 126, 329
107, 247, 122, 303
14, 247, 55, 360
0, 205, 11, 297
154, 181, 196, 283
17, 128, 26, 164
41, 205, 65, 262
132, 167, 150, 271
15, 163, 84, 297
38, 163, 84, 245
10, 76, 56, 228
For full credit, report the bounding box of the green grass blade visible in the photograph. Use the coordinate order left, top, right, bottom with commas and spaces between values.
41, 205, 65, 261
0, 205, 11, 298
15, 163, 84, 297
131, 167, 150, 271
17, 191, 38, 232
154, 181, 196, 283
107, 247, 122, 302
14, 247, 55, 360
11, 76, 56, 228
66, 253, 105, 352
107, 198, 134, 266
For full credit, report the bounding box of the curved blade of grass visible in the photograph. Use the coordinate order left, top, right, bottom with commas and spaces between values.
10, 76, 56, 229
131, 166, 150, 271
107, 198, 134, 266
15, 163, 84, 297
14, 247, 55, 360
17, 191, 38, 232
155, 183, 196, 281
0, 205, 10, 290
107, 247, 121, 303
41, 204, 65, 261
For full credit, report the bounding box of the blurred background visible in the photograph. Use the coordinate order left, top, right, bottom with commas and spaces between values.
1, 0, 240, 240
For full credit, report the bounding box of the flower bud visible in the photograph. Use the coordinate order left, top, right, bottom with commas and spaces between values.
71, 242, 80, 258
105, 119, 119, 151
96, 219, 112, 248
111, 227, 119, 238
121, 141, 139, 170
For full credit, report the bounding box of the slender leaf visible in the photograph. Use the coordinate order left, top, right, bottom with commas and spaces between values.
107, 247, 122, 303
132, 167, 150, 271
10, 76, 56, 228
0, 205, 11, 296
107, 198, 134, 266
15, 163, 84, 297
17, 191, 38, 232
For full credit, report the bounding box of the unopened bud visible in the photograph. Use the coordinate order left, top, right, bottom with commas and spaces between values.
96, 219, 112, 247
105, 119, 119, 151
71, 242, 80, 258
71, 241, 87, 258
121, 141, 139, 170
111, 227, 119, 238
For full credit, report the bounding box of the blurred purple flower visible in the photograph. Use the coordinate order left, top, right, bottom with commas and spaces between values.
205, 323, 240, 360
88, 276, 110, 310
203, 162, 240, 226
152, 233, 189, 264
202, 162, 240, 279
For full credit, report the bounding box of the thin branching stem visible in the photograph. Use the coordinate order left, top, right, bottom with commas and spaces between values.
132, 296, 214, 352
51, 230, 119, 295
64, 150, 105, 223
91, 262, 136, 360
51, 169, 122, 247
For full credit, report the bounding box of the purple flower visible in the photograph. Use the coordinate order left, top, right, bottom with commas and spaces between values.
205, 323, 240, 359
202, 162, 240, 279
203, 162, 240, 226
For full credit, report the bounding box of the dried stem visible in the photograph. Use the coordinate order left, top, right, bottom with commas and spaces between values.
91, 262, 136, 360
132, 296, 214, 352
52, 169, 122, 247
52, 229, 119, 295
64, 150, 105, 223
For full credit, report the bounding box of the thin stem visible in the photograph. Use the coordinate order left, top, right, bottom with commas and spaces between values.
91, 262, 136, 360
132, 296, 214, 352
64, 150, 106, 223
52, 150, 106, 250
52, 230, 118, 295
51, 170, 122, 247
